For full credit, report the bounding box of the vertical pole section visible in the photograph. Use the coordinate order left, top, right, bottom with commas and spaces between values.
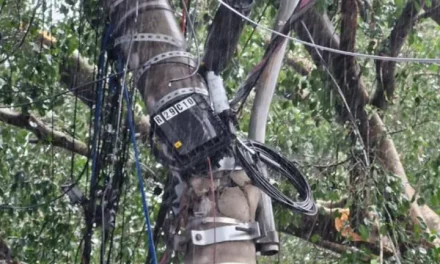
106, 0, 261, 263
248, 0, 300, 255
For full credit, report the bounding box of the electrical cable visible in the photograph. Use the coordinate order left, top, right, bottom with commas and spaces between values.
237, 1, 270, 59
0, 60, 151, 109
0, 161, 89, 210
82, 22, 114, 264
120, 60, 158, 264
89, 23, 114, 197
168, 0, 200, 84
1, 0, 437, 110
188, 0, 198, 43
234, 138, 317, 215
218, 0, 440, 64
300, 21, 370, 168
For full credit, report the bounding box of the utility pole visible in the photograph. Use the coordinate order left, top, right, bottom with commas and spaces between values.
107, 0, 262, 263
248, 0, 300, 255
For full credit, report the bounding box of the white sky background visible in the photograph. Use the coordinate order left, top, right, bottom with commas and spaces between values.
40, 0, 74, 25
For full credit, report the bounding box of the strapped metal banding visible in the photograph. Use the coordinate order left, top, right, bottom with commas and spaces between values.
135, 51, 196, 83
150, 87, 209, 115
114, 33, 186, 49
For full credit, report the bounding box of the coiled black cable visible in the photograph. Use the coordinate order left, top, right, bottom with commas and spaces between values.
234, 138, 317, 215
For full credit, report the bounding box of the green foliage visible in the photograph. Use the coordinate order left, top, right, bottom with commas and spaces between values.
0, 0, 440, 263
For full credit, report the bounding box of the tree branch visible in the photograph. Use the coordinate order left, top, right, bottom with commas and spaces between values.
61, 49, 151, 140
418, 3, 440, 21
37, 31, 151, 139
292, 8, 440, 240
371, 0, 420, 109
60, 50, 97, 107
280, 206, 394, 260
285, 55, 312, 76
0, 237, 18, 264
423, 0, 440, 25
339, 0, 357, 55
0, 109, 89, 157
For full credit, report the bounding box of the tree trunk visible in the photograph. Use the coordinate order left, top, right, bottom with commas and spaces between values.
292, 9, 440, 236
106, 0, 260, 263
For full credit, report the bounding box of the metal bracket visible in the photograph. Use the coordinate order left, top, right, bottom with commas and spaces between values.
114, 33, 186, 49
200, 216, 242, 225
135, 51, 196, 83
191, 221, 261, 246
189, 216, 243, 227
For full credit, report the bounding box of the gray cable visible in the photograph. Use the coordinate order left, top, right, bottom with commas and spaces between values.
218, 0, 440, 64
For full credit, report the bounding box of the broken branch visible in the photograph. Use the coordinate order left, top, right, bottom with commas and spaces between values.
0, 109, 89, 157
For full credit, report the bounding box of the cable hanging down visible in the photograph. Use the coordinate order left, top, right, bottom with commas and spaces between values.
235, 138, 317, 215
117, 56, 158, 264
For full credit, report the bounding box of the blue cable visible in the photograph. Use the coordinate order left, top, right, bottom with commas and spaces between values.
118, 56, 158, 264
90, 24, 114, 194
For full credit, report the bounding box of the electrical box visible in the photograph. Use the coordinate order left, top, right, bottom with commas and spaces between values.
151, 93, 231, 171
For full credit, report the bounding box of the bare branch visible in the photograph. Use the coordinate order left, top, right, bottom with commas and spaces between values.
0, 109, 89, 157
60, 50, 97, 107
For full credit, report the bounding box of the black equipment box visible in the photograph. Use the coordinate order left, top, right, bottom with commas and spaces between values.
151, 93, 230, 171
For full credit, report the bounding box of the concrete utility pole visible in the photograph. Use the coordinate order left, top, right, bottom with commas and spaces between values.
106, 0, 261, 263
249, 0, 300, 142
248, 0, 300, 255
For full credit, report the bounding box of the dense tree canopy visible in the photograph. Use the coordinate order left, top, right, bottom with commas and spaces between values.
0, 0, 439, 263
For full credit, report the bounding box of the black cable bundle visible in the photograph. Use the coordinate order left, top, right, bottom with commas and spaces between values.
235, 138, 317, 215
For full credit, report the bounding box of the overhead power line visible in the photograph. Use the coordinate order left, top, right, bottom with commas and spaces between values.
218, 0, 440, 64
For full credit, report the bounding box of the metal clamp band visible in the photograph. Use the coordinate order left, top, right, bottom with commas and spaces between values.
191, 221, 261, 246
188, 216, 244, 226
151, 87, 208, 114
201, 216, 243, 225
114, 33, 186, 48
135, 51, 196, 83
